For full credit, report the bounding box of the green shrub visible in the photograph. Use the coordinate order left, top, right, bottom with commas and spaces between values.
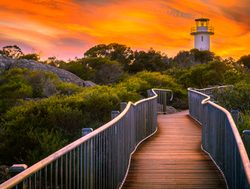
116, 71, 187, 109
0, 85, 124, 165
56, 82, 82, 95
60, 57, 124, 84
213, 81, 250, 112
0, 68, 83, 114
238, 113, 250, 134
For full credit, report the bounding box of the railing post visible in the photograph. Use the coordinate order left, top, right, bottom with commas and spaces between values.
242, 130, 250, 158
231, 109, 240, 125
8, 164, 28, 189
163, 92, 167, 114
82, 128, 93, 136
0, 88, 162, 189
111, 111, 120, 119
120, 102, 127, 112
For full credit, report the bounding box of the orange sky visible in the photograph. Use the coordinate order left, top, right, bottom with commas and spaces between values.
0, 0, 249, 60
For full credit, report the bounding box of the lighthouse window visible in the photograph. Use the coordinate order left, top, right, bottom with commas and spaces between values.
201, 36, 204, 42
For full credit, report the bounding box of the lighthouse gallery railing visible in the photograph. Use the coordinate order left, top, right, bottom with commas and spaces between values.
0, 89, 172, 189
188, 87, 250, 189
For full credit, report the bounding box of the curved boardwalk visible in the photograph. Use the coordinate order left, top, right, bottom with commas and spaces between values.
122, 111, 227, 189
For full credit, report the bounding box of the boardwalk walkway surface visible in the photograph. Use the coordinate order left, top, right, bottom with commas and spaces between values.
122, 111, 227, 189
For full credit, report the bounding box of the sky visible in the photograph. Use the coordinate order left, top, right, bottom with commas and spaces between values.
0, 0, 249, 60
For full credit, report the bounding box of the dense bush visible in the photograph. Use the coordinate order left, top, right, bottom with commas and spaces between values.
1, 44, 250, 177
60, 57, 124, 84
129, 49, 168, 73
0, 85, 139, 165
177, 61, 228, 88
0, 68, 82, 114
238, 113, 250, 134
116, 71, 187, 109
238, 54, 250, 69
213, 81, 250, 133
213, 82, 250, 112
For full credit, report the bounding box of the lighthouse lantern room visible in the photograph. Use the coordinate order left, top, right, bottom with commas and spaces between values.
191, 18, 214, 51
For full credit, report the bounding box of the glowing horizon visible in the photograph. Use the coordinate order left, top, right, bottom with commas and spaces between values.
0, 0, 249, 60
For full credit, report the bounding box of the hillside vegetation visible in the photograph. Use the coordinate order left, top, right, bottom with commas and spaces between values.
0, 44, 249, 182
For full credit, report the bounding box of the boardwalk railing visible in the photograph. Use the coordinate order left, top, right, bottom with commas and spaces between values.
188, 87, 250, 189
0, 89, 172, 189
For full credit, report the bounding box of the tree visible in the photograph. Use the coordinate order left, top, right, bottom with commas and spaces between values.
59, 59, 93, 80
238, 55, 250, 69
178, 61, 228, 88
173, 51, 193, 67
2, 45, 24, 58
129, 49, 168, 73
173, 49, 215, 68
83, 57, 124, 84
44, 56, 65, 67
84, 43, 134, 71
60, 57, 124, 84
19, 53, 40, 61
190, 49, 214, 64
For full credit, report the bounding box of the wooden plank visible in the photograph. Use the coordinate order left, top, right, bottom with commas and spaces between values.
122, 111, 227, 189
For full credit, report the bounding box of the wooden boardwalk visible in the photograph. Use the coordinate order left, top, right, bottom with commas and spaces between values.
122, 111, 227, 189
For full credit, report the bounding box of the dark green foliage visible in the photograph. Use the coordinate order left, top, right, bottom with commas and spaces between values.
0, 86, 122, 165
129, 49, 168, 73
166, 56, 248, 89
213, 81, 250, 134
44, 56, 66, 67
84, 43, 134, 71
173, 49, 215, 67
173, 50, 192, 68
1, 45, 23, 59
19, 53, 40, 61
238, 113, 250, 134
178, 61, 228, 88
1, 42, 249, 171
190, 49, 214, 64
0, 68, 82, 114
116, 71, 187, 109
84, 57, 124, 84
60, 60, 89, 80
213, 82, 250, 112
60, 57, 124, 84
238, 55, 250, 69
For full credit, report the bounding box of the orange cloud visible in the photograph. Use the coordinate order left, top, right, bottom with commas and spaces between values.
0, 0, 249, 59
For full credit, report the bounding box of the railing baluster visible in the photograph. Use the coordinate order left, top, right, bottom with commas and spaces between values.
188, 87, 250, 189
0, 88, 168, 189
80, 144, 83, 189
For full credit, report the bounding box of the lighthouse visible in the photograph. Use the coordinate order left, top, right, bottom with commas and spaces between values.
191, 18, 214, 51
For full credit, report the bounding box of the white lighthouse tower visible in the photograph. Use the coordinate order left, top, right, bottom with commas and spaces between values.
191, 18, 214, 51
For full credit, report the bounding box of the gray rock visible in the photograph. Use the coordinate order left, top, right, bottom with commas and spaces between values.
157, 104, 178, 114
0, 56, 96, 87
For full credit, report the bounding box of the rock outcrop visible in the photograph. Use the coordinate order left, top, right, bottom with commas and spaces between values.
0, 55, 95, 87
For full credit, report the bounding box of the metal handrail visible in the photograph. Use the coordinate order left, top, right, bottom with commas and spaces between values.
190, 26, 214, 34
0, 89, 173, 189
188, 87, 250, 189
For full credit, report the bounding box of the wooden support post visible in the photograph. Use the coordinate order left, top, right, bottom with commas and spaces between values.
231, 109, 240, 125
120, 102, 127, 112
163, 92, 167, 114
82, 128, 93, 136
111, 111, 120, 119
8, 164, 28, 189
242, 130, 250, 158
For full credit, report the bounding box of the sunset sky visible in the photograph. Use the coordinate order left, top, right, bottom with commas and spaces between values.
0, 0, 249, 60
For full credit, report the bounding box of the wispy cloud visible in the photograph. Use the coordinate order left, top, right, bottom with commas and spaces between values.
166, 6, 194, 19
0, 0, 249, 59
